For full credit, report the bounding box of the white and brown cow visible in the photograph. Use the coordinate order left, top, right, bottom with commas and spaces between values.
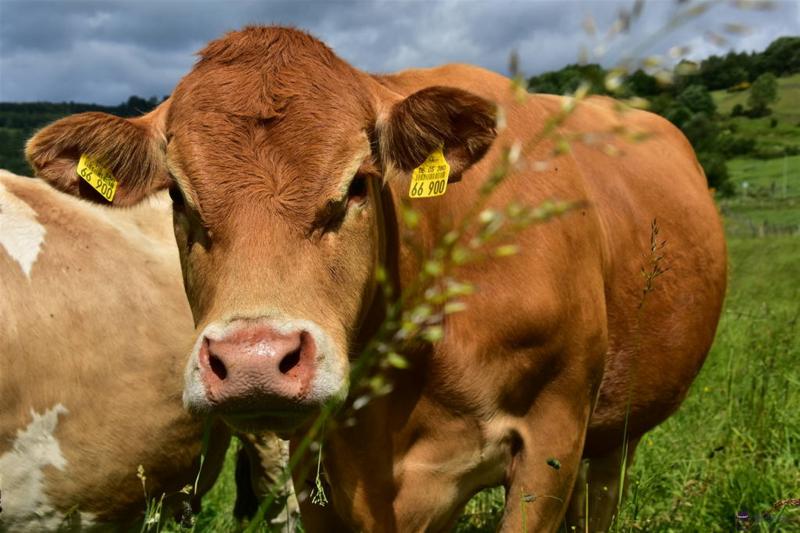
0, 170, 294, 531
26, 27, 727, 531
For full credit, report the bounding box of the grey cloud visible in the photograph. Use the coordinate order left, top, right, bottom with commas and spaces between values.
0, 0, 797, 104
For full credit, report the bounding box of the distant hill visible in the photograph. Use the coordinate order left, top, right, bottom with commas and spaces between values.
711, 73, 800, 162
713, 73, 800, 121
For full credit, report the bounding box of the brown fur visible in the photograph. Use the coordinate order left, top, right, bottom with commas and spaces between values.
26, 27, 727, 532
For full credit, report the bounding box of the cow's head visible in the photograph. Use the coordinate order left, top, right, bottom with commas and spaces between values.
27, 26, 496, 431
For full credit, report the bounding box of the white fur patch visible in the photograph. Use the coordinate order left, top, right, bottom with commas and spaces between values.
0, 182, 47, 278
0, 404, 96, 531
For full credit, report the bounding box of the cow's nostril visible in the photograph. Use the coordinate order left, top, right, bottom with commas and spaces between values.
279, 347, 302, 375
209, 354, 228, 380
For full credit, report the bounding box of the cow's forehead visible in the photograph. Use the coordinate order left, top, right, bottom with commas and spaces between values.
166, 109, 372, 229
169, 27, 373, 123
169, 64, 372, 128
163, 27, 378, 228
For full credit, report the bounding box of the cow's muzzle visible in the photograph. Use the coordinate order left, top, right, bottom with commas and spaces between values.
184, 318, 347, 430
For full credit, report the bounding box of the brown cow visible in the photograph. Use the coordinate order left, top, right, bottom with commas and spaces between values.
0, 170, 295, 531
25, 27, 727, 531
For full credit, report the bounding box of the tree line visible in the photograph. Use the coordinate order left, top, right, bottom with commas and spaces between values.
527, 36, 799, 195
0, 96, 163, 175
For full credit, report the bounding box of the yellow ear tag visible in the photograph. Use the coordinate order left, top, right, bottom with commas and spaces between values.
408, 146, 450, 199
77, 154, 118, 202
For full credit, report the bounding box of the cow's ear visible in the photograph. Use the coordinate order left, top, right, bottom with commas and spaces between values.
379, 86, 497, 181
26, 100, 171, 206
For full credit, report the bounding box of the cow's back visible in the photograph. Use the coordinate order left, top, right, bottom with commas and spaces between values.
0, 171, 220, 530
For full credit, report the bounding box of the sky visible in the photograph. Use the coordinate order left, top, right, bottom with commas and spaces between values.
0, 0, 798, 105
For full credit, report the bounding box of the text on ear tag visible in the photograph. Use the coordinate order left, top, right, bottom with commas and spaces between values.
77, 154, 118, 202
408, 146, 450, 199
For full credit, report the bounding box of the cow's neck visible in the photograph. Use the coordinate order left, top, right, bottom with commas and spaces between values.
318, 182, 502, 530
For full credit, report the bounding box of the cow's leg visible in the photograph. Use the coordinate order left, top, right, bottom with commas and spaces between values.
233, 440, 259, 518
499, 392, 594, 533
564, 437, 640, 532
189, 420, 232, 515
235, 432, 300, 531
564, 459, 590, 529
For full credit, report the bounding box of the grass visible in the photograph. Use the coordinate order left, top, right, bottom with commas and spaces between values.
728, 155, 800, 197
721, 199, 799, 235
722, 155, 800, 236
725, 115, 799, 143
611, 233, 800, 532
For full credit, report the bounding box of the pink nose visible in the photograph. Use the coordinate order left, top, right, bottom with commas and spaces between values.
198, 323, 316, 412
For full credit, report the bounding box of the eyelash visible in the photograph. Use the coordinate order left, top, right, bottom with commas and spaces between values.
347, 174, 368, 203
168, 184, 185, 207
315, 174, 371, 234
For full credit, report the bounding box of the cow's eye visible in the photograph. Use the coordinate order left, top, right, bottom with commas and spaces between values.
347, 175, 368, 205
169, 184, 185, 208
